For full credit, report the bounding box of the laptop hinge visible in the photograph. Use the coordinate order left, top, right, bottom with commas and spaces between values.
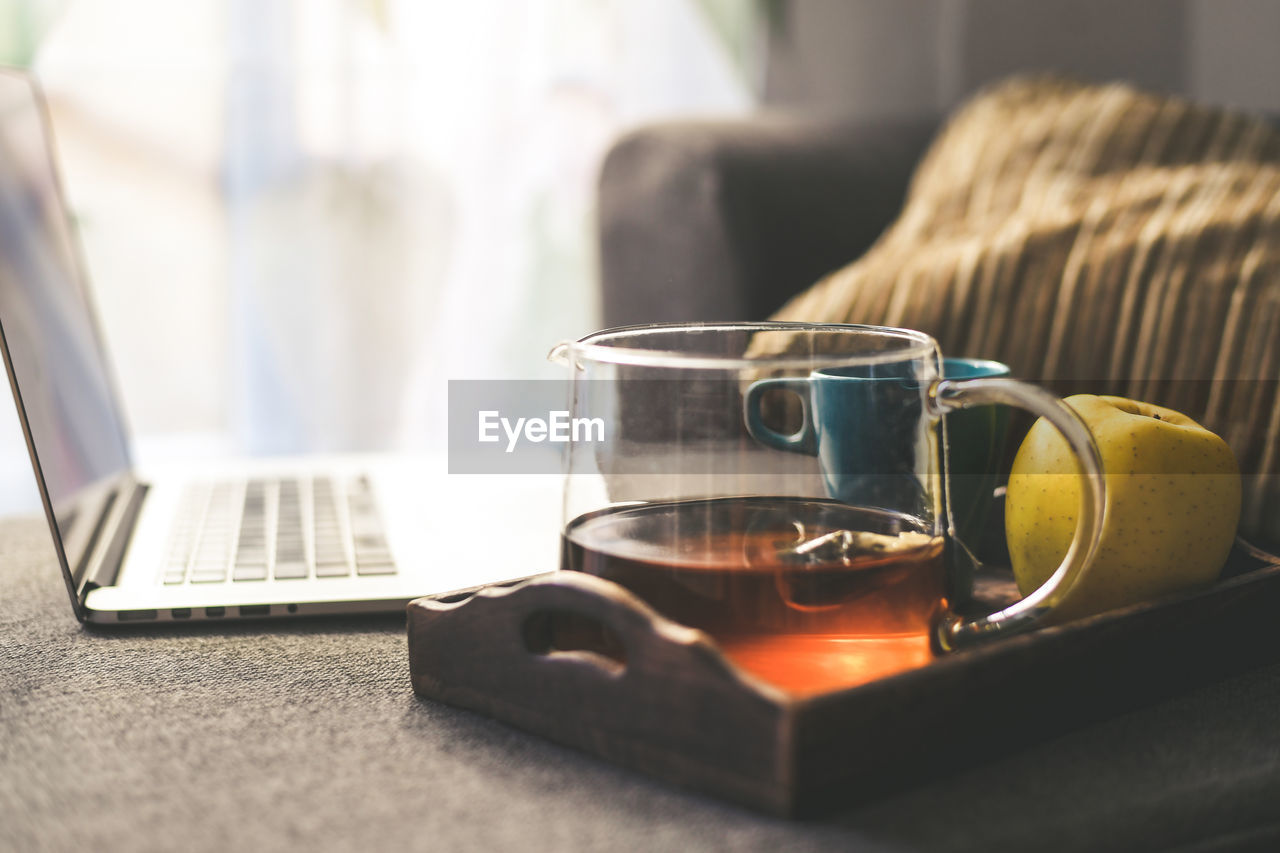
78, 480, 149, 600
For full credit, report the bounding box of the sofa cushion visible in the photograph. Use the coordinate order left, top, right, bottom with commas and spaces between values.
768, 76, 1280, 548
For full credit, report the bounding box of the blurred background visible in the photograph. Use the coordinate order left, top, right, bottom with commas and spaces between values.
1, 0, 1278, 512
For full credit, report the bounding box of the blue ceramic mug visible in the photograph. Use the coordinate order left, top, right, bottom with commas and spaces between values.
743, 358, 1010, 552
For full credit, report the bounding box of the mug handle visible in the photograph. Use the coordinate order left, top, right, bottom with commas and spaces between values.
930, 377, 1107, 651
742, 378, 819, 455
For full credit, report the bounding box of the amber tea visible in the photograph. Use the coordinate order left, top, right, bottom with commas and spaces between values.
561, 496, 946, 694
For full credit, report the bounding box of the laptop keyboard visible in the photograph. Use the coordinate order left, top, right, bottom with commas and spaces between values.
160, 476, 395, 584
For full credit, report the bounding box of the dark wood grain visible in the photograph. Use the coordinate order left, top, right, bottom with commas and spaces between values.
408, 557, 1280, 817
409, 572, 796, 812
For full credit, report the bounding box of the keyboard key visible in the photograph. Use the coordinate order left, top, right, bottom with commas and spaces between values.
233, 566, 267, 582
273, 561, 308, 580
190, 569, 227, 583
315, 562, 350, 578
163, 570, 187, 584
355, 561, 396, 576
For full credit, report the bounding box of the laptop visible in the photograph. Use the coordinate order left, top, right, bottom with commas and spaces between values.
0, 68, 559, 623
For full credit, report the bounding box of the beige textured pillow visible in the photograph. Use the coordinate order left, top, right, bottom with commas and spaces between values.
769, 76, 1280, 547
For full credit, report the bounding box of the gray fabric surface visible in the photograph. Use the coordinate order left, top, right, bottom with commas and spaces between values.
3, 515, 1280, 853
598, 116, 937, 327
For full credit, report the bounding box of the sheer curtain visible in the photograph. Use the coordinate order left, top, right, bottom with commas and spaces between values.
0, 0, 764, 511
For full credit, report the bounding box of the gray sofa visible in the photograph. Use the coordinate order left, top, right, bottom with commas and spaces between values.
598, 116, 939, 326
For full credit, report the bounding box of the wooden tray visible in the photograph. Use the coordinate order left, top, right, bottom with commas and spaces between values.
408, 552, 1280, 817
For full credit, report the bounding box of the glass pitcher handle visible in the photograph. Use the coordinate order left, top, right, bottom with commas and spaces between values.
929, 377, 1107, 651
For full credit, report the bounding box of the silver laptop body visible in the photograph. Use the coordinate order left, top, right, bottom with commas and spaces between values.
0, 68, 556, 623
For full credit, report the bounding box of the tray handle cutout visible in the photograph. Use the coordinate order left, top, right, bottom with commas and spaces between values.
521, 608, 628, 676
408, 571, 786, 704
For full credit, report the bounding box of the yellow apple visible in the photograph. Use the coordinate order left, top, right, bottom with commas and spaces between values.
1006, 394, 1240, 623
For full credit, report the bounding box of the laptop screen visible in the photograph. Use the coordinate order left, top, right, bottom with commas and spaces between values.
0, 70, 132, 584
